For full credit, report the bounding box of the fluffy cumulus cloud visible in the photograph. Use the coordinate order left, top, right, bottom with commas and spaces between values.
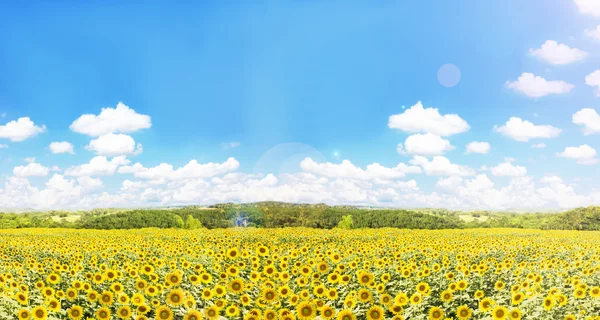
585, 25, 600, 40
505, 73, 574, 98
572, 108, 600, 135
85, 133, 143, 156
300, 158, 421, 181
388, 101, 470, 136
529, 40, 587, 65
2, 156, 600, 211
118, 157, 240, 181
491, 162, 527, 177
70, 102, 151, 137
494, 117, 561, 142
0, 117, 46, 142
409, 156, 475, 176
49, 141, 75, 154
586, 70, 600, 96
397, 133, 454, 156
465, 141, 490, 154
65, 156, 130, 177
532, 143, 546, 149
557, 145, 598, 165
574, 0, 600, 17
13, 162, 50, 177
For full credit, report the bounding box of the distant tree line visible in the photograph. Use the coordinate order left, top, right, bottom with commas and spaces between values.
1, 203, 600, 230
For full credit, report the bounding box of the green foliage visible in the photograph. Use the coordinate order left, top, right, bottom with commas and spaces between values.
184, 215, 203, 229
336, 215, 354, 229
4, 203, 600, 231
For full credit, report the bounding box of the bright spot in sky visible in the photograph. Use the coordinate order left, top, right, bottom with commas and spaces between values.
437, 64, 461, 87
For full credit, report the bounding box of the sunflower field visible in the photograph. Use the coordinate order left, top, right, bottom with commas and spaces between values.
1, 228, 600, 320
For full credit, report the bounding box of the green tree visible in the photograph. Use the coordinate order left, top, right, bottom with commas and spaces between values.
184, 215, 203, 229
337, 215, 354, 229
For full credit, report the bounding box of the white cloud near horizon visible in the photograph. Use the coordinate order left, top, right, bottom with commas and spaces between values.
506, 73, 574, 98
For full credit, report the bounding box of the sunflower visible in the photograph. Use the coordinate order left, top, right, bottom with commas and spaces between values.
491, 306, 508, 320
31, 306, 48, 320
262, 288, 278, 303
394, 292, 408, 306
99, 291, 114, 306
508, 308, 522, 320
165, 271, 182, 286
542, 296, 554, 311
47, 299, 60, 312
409, 293, 422, 305
137, 304, 150, 315
416, 282, 430, 294
42, 287, 54, 298
17, 309, 31, 320
225, 305, 240, 317
155, 305, 174, 320
46, 274, 60, 285
367, 305, 385, 320
228, 278, 245, 294
479, 298, 494, 312
573, 288, 586, 299
320, 306, 336, 320
213, 285, 226, 297
96, 307, 111, 320
357, 289, 372, 303
456, 305, 472, 320
336, 310, 356, 320
297, 301, 316, 320
117, 306, 132, 319
204, 305, 220, 320
511, 292, 524, 305
15, 292, 28, 305
87, 290, 99, 302
380, 293, 392, 306
590, 286, 600, 298
166, 289, 185, 307
441, 290, 453, 302
184, 309, 204, 320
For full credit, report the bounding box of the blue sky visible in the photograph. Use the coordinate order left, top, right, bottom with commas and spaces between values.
1, 0, 600, 211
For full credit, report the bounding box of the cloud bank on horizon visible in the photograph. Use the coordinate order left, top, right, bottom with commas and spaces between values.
1, 0, 600, 211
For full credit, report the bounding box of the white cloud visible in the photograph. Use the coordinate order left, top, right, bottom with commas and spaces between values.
49, 141, 75, 154
24, 157, 36, 163
505, 73, 574, 98
465, 141, 490, 154
388, 101, 469, 136
532, 143, 546, 149
585, 25, 600, 40
436, 176, 464, 191
70, 102, 151, 137
3, 156, 600, 211
541, 175, 563, 184
0, 144, 7, 149
13, 162, 50, 177
0, 117, 46, 142
65, 156, 130, 177
409, 156, 476, 177
573, 108, 600, 135
574, 0, 600, 17
585, 70, 600, 96
120, 157, 241, 181
300, 158, 421, 181
491, 162, 527, 177
529, 40, 587, 65
397, 133, 454, 156
222, 142, 240, 149
494, 117, 561, 142
85, 133, 143, 156
557, 145, 598, 165
76, 176, 104, 191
